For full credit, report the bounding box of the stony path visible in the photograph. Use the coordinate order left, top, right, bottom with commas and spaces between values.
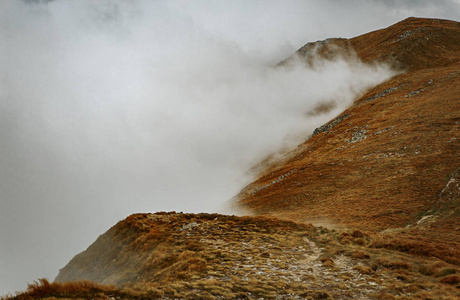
195, 220, 386, 299
296, 237, 383, 300
50, 212, 460, 299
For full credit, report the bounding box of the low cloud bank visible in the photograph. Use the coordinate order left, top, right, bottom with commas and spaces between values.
3, 0, 459, 295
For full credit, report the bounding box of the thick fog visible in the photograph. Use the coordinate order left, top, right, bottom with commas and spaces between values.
2, 0, 460, 295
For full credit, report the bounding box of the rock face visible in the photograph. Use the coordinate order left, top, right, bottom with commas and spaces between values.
238, 18, 460, 235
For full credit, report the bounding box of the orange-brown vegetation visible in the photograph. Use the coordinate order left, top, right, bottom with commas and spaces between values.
238, 18, 460, 268
283, 17, 460, 72
52, 212, 320, 298
5, 17, 460, 299
4, 212, 460, 299
2, 278, 122, 300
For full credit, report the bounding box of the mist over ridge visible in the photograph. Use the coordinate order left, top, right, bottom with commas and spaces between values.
2, 0, 460, 296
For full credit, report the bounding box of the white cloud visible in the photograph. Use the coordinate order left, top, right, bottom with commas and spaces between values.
1, 0, 459, 295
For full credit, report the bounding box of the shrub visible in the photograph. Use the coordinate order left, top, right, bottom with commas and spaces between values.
4, 278, 120, 300
354, 266, 374, 275
418, 264, 436, 276
351, 250, 371, 259
352, 230, 366, 238
436, 267, 457, 277
320, 258, 335, 267
439, 274, 460, 285
377, 258, 411, 270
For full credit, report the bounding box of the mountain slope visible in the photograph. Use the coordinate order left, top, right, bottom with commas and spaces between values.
349, 17, 460, 71
51, 212, 460, 299
286, 17, 460, 72
238, 18, 460, 234
5, 17, 460, 300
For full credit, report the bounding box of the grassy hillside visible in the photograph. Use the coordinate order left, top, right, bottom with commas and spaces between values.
238, 18, 460, 260
5, 212, 460, 299
4, 17, 460, 300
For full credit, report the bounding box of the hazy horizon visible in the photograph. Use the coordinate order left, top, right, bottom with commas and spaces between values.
2, 0, 460, 295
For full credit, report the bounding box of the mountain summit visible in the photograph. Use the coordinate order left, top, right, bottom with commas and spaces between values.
239, 17, 460, 234
6, 17, 460, 300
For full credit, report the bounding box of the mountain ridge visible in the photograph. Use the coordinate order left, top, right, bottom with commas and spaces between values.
239, 17, 460, 232
4, 17, 460, 300
282, 17, 460, 71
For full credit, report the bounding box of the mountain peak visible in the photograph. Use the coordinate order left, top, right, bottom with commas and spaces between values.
7, 17, 460, 300
238, 17, 460, 272
350, 16, 460, 71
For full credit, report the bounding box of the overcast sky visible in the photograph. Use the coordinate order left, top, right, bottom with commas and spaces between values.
1, 0, 460, 295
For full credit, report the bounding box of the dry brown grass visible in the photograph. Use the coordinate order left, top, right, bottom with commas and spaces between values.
237, 21, 460, 283
7, 18, 460, 300
2, 278, 169, 300
239, 61, 460, 232
2, 278, 121, 300
7, 214, 460, 299
439, 274, 460, 285
369, 233, 460, 266
46, 212, 324, 299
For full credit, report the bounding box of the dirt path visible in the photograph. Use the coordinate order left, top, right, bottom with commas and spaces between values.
200, 225, 386, 299
283, 237, 385, 300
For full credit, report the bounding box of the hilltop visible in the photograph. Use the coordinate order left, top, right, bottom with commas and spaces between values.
3, 17, 460, 300
12, 213, 460, 299
239, 17, 460, 260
